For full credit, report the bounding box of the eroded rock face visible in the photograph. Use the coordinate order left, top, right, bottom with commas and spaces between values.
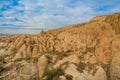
110, 37, 120, 80
64, 64, 107, 80
37, 55, 49, 78
91, 13, 120, 34
95, 36, 113, 64
0, 13, 120, 80
0, 61, 38, 80
19, 62, 38, 80
110, 53, 120, 80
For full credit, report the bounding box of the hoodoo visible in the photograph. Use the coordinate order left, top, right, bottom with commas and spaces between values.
0, 13, 120, 80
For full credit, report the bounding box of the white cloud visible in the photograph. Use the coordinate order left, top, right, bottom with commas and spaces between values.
0, 0, 120, 34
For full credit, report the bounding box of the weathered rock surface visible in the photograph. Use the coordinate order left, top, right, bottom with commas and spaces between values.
0, 13, 120, 80
37, 55, 49, 78
110, 37, 120, 80
64, 64, 107, 80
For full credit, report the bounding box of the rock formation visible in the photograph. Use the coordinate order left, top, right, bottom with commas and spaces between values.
0, 13, 120, 80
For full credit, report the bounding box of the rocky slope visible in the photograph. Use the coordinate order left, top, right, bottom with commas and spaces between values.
0, 13, 120, 80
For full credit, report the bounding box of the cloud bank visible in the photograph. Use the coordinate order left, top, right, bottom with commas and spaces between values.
0, 0, 120, 34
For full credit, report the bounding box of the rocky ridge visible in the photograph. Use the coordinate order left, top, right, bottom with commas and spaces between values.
0, 13, 120, 80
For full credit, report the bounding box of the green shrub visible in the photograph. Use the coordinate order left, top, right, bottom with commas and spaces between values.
44, 67, 64, 80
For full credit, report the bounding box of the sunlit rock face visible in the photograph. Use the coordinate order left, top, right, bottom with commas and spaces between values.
110, 37, 120, 80
91, 13, 120, 34
95, 36, 113, 64
0, 13, 120, 80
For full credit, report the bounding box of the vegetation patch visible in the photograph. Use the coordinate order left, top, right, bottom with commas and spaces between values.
44, 67, 64, 80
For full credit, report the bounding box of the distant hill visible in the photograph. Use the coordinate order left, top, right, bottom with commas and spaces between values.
0, 33, 15, 36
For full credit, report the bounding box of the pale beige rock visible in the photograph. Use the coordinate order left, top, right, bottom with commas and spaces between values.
53, 54, 79, 68
26, 45, 32, 57
20, 62, 38, 79
110, 52, 120, 80
37, 55, 49, 78
110, 38, 120, 80
65, 64, 107, 80
0, 49, 11, 57
12, 52, 23, 61
65, 64, 85, 80
81, 52, 97, 64
32, 46, 39, 57
54, 43, 62, 52
95, 36, 112, 64
19, 44, 27, 58
8, 45, 16, 52
0, 42, 4, 47
16, 39, 24, 49
59, 76, 67, 80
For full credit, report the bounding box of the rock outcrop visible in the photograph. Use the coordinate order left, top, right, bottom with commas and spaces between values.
0, 13, 120, 80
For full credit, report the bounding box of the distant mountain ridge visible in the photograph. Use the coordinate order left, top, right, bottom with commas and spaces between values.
0, 33, 15, 36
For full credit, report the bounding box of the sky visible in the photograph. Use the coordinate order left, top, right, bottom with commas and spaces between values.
0, 0, 120, 34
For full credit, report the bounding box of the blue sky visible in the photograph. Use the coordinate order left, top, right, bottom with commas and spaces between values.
0, 0, 120, 34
